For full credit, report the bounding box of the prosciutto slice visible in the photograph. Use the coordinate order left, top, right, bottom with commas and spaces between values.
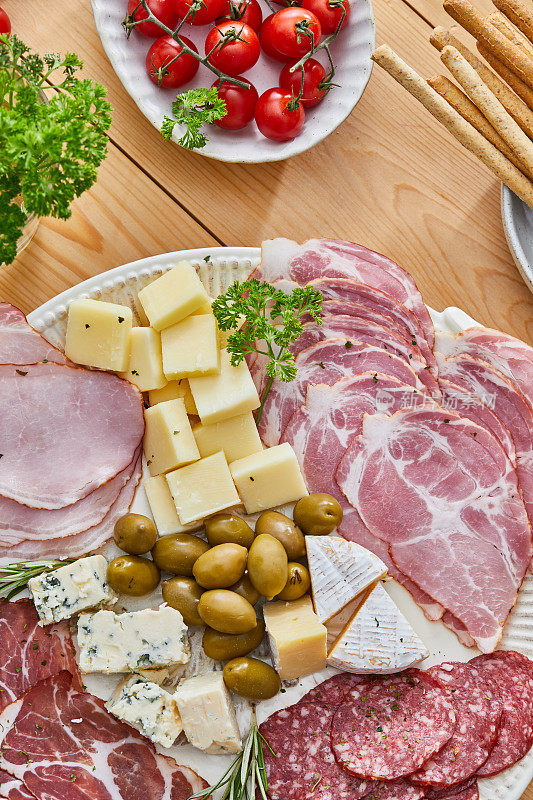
0, 304, 66, 366
336, 407, 532, 651
0, 672, 207, 800
0, 362, 144, 509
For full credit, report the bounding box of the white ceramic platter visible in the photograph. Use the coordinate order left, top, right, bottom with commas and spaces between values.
90, 0, 375, 162
502, 185, 533, 294
27, 247, 533, 799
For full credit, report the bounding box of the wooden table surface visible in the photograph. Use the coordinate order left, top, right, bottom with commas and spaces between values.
1, 0, 532, 794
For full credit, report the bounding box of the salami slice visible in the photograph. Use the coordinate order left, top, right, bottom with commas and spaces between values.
330, 670, 456, 780
364, 781, 425, 799
425, 779, 479, 800
411, 662, 502, 786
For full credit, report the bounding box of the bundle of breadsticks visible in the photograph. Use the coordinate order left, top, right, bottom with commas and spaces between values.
372, 0, 533, 207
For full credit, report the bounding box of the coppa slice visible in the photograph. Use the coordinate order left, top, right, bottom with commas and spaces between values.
0, 362, 144, 509
0, 672, 207, 800
331, 670, 456, 779
0, 304, 67, 366
0, 770, 36, 800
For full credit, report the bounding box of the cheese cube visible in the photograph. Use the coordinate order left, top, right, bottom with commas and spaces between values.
106, 675, 183, 748
166, 451, 240, 524
189, 349, 260, 425
144, 399, 199, 476
191, 296, 214, 315
144, 475, 203, 535
174, 672, 241, 754
65, 298, 132, 371
193, 412, 262, 463
138, 262, 210, 331
134, 292, 150, 326
120, 327, 166, 392
77, 604, 190, 673
161, 314, 220, 380
28, 555, 117, 626
217, 314, 246, 349
149, 380, 197, 415
263, 596, 327, 681
230, 443, 308, 514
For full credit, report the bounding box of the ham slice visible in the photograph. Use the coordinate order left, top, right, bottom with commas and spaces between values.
0, 362, 144, 510
336, 407, 532, 651
0, 304, 66, 366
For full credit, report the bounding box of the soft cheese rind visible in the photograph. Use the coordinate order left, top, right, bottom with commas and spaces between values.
174, 672, 241, 754
106, 674, 183, 748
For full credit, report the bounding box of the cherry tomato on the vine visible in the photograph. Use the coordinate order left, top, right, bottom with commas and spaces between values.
205, 21, 260, 76
0, 6, 11, 36
126, 0, 180, 37
217, 0, 262, 32
146, 34, 199, 87
212, 76, 258, 129
174, 0, 226, 26
255, 87, 305, 141
279, 58, 328, 107
301, 0, 350, 34
259, 8, 321, 61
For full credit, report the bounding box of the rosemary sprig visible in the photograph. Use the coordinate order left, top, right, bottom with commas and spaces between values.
0, 559, 74, 600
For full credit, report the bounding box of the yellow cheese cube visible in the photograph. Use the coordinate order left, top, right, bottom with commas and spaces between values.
137, 262, 210, 331
134, 293, 150, 326
189, 349, 260, 425
65, 298, 132, 372
191, 296, 214, 315
149, 380, 197, 415
263, 596, 327, 681
193, 413, 262, 463
120, 327, 166, 392
230, 443, 308, 513
217, 314, 246, 349
144, 399, 199, 476
166, 451, 240, 524
161, 315, 220, 381
144, 475, 203, 535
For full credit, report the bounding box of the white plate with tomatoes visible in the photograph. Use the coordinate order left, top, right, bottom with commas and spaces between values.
91, 0, 375, 162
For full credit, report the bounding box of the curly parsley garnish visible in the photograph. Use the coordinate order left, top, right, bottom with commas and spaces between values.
161, 88, 226, 150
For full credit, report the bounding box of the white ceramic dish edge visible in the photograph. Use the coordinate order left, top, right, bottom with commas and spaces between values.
501, 185, 533, 294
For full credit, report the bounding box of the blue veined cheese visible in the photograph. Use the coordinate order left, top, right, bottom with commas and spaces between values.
174, 671, 241, 754
77, 604, 190, 674
28, 555, 117, 626
106, 674, 183, 748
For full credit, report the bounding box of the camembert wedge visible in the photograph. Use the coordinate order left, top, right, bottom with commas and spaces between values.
327, 583, 429, 674
306, 535, 387, 623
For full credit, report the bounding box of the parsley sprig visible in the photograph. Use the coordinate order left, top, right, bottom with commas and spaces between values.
0, 35, 111, 265
161, 88, 226, 150
212, 279, 323, 421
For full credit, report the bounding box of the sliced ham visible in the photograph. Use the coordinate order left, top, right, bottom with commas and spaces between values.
0, 304, 66, 366
336, 407, 532, 652
0, 362, 144, 510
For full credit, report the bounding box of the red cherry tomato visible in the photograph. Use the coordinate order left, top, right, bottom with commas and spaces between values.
260, 8, 321, 61
217, 0, 262, 32
205, 21, 260, 76
146, 34, 199, 87
301, 0, 350, 34
174, 0, 226, 26
255, 87, 305, 141
0, 6, 11, 35
212, 77, 258, 129
126, 0, 180, 37
279, 58, 328, 107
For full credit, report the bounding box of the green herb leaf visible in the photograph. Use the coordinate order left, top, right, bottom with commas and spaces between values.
0, 559, 74, 600
161, 87, 226, 150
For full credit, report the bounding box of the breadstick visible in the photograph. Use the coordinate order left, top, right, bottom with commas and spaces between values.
440, 46, 533, 178
486, 12, 533, 58
430, 27, 533, 135
477, 41, 533, 109
443, 0, 533, 90
492, 0, 533, 44
370, 45, 533, 207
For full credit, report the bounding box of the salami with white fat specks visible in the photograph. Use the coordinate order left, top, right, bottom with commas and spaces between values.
411, 662, 502, 786
364, 781, 426, 799
425, 779, 479, 800
330, 670, 456, 780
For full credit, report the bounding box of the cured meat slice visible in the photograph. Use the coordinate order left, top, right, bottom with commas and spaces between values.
425, 779, 479, 800
411, 662, 502, 786
471, 651, 533, 776
0, 770, 36, 800
0, 304, 66, 366
258, 337, 425, 446
0, 362, 144, 509
0, 599, 81, 714
365, 782, 426, 800
0, 671, 207, 800
336, 407, 532, 652
440, 613, 476, 648
330, 670, 456, 779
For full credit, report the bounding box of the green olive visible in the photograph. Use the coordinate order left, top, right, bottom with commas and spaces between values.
203, 620, 265, 661
106, 555, 160, 596
113, 513, 158, 555
229, 573, 261, 606
223, 657, 281, 700
197, 589, 256, 634
193, 543, 247, 589
151, 533, 210, 576
255, 511, 305, 560
162, 576, 204, 626
277, 563, 311, 601
247, 534, 288, 601
205, 513, 255, 549
293, 493, 343, 536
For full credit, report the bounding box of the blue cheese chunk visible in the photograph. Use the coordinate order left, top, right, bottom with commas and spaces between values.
28, 555, 117, 626
77, 604, 190, 674
106, 675, 183, 748
174, 672, 241, 754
